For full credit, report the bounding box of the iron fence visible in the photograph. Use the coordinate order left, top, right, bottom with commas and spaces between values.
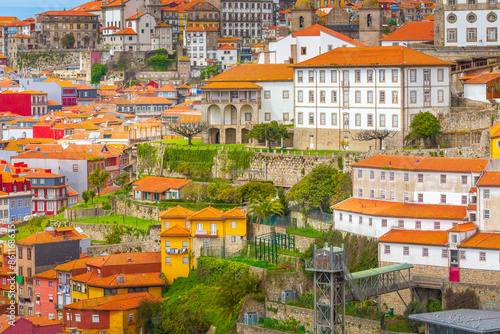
260, 215, 297, 228
308, 210, 334, 224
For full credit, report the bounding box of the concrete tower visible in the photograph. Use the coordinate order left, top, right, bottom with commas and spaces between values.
358, 0, 383, 46
145, 0, 162, 22
291, 0, 316, 33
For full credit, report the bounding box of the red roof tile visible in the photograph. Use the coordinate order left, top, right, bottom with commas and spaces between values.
158, 224, 191, 236
86, 272, 164, 288
477, 172, 500, 187
380, 21, 434, 41
159, 205, 196, 218
447, 222, 478, 232
65, 292, 157, 311
133, 176, 192, 193
209, 64, 293, 82
460, 233, 500, 250
463, 72, 500, 84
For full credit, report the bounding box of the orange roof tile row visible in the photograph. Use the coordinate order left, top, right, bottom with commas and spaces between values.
294, 46, 453, 67
332, 198, 467, 220
379, 229, 449, 246
133, 176, 192, 193
477, 172, 500, 187
86, 272, 164, 288
209, 64, 293, 82
351, 155, 488, 173
380, 21, 434, 41
158, 224, 191, 236
65, 292, 157, 311
463, 72, 500, 84
159, 205, 247, 221
447, 222, 478, 232
202, 82, 262, 90
84, 251, 161, 268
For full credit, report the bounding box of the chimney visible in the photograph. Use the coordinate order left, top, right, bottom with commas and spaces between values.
389, 160, 391, 166
127, 257, 132, 263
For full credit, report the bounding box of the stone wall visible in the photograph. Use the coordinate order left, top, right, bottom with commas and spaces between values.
112, 197, 161, 221
13, 50, 81, 70
443, 281, 500, 310
87, 241, 160, 257
236, 323, 287, 334
249, 223, 315, 253
263, 272, 311, 303
65, 207, 112, 220
72, 222, 161, 244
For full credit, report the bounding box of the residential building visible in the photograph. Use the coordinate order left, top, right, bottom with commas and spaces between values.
63, 292, 157, 334
75, 84, 98, 106
133, 96, 173, 117
24, 171, 75, 216
216, 44, 238, 69
262, 25, 288, 40
0, 171, 33, 223
380, 20, 434, 46
69, 1, 103, 22
33, 269, 57, 319
34, 11, 99, 49
17, 78, 77, 107
257, 24, 365, 64
292, 46, 452, 151
221, 0, 274, 45
0, 55, 6, 66
434, 0, 499, 46
132, 176, 192, 202
161, 7, 187, 45
0, 90, 48, 117
183, 0, 220, 30
462, 73, 500, 103
0, 314, 63, 334
16, 227, 90, 316
6, 34, 36, 59
186, 26, 219, 69
202, 64, 294, 145
156, 84, 179, 105
151, 23, 174, 52
159, 206, 247, 284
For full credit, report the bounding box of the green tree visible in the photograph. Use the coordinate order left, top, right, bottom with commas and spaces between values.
105, 222, 125, 244
405, 111, 441, 147
246, 121, 289, 151
166, 122, 208, 146
277, 187, 290, 215
389, 19, 398, 25
90, 63, 106, 85
403, 301, 427, 333
60, 34, 75, 48
200, 65, 218, 79
217, 272, 265, 319
136, 297, 163, 334
288, 164, 351, 211
89, 168, 110, 197
137, 143, 158, 175
114, 172, 130, 188
26, 216, 44, 234
148, 55, 175, 71
235, 181, 276, 204
82, 189, 96, 204
248, 195, 284, 225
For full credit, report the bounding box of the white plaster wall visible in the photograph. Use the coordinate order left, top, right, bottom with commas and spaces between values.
459, 248, 500, 271
3, 128, 33, 140
379, 242, 449, 268
259, 81, 294, 123
464, 83, 487, 103
444, 9, 500, 47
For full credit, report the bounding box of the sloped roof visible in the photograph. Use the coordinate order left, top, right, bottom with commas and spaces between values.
292, 24, 366, 47
378, 229, 449, 246
187, 206, 223, 220
218, 43, 236, 50
222, 207, 247, 218
158, 224, 191, 236
460, 233, 500, 250
65, 292, 156, 311
209, 64, 293, 82
202, 82, 262, 90
34, 269, 57, 279
380, 21, 434, 41
134, 96, 173, 104
351, 155, 488, 173
133, 176, 192, 193
294, 46, 453, 67
477, 172, 500, 187
332, 198, 467, 220
157, 84, 177, 92
463, 72, 500, 84
84, 251, 161, 268
447, 222, 478, 232
159, 205, 196, 219
86, 272, 164, 288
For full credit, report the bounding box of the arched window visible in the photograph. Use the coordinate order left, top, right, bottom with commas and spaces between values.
299, 16, 305, 28
367, 14, 372, 27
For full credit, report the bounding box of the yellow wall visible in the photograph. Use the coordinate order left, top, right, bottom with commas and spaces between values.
490, 122, 500, 159
88, 286, 103, 299
110, 309, 143, 334
160, 217, 188, 230
88, 286, 163, 299
161, 235, 191, 285
71, 284, 89, 301
223, 217, 247, 237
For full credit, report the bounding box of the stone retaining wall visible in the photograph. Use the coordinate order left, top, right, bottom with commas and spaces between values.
72, 222, 161, 244
87, 241, 160, 257
236, 323, 287, 334
65, 207, 112, 220
112, 197, 160, 220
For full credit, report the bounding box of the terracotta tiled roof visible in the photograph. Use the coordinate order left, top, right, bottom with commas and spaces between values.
378, 229, 449, 246
222, 207, 246, 218
70, 1, 102, 12
71, 270, 99, 283
54, 256, 100, 272
65, 292, 157, 311
34, 269, 57, 279
380, 21, 434, 41
17, 227, 88, 245
158, 224, 191, 236
467, 204, 477, 211
159, 205, 196, 218
44, 78, 75, 88
37, 10, 96, 16
218, 43, 236, 50
294, 46, 453, 67
157, 84, 177, 92
351, 155, 488, 173
84, 251, 161, 268
477, 172, 500, 187
332, 198, 467, 220
8, 34, 34, 39
134, 96, 173, 104
463, 72, 500, 84
23, 171, 64, 178
112, 28, 137, 35
469, 187, 477, 193
202, 82, 262, 90
133, 176, 192, 193
24, 316, 62, 327
75, 84, 96, 90
447, 222, 478, 232
460, 233, 500, 249
126, 12, 145, 20
209, 64, 293, 82
86, 272, 164, 288
187, 206, 223, 220
292, 24, 366, 47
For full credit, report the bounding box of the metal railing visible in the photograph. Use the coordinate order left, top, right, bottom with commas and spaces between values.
308, 210, 334, 224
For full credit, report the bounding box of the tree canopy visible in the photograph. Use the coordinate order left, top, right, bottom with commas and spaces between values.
61, 34, 75, 48
148, 54, 175, 71
90, 63, 106, 85
246, 121, 289, 151
405, 111, 441, 147
353, 129, 397, 149
166, 122, 208, 146
89, 168, 110, 197
288, 164, 351, 212
248, 196, 284, 225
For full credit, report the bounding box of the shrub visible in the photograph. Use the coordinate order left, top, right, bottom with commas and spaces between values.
403, 301, 426, 333
337, 156, 343, 170
427, 299, 442, 312
443, 288, 479, 310
102, 201, 111, 210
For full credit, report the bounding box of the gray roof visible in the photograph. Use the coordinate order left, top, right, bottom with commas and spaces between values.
326, 24, 359, 32
409, 309, 500, 333
349, 263, 412, 280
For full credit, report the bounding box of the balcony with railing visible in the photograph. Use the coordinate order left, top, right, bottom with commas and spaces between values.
194, 229, 218, 237
203, 91, 260, 104
58, 284, 71, 293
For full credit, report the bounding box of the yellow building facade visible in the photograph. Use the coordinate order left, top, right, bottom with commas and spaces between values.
490, 120, 500, 159
159, 206, 247, 284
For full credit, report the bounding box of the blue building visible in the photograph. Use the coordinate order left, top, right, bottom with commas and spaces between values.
156, 84, 179, 105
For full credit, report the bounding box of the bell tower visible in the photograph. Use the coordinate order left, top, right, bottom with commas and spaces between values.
145, 0, 162, 22
358, 0, 383, 46
291, 0, 316, 33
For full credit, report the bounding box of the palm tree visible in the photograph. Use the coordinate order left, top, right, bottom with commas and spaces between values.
248, 195, 284, 225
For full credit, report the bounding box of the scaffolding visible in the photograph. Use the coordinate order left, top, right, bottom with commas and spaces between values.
254, 232, 296, 264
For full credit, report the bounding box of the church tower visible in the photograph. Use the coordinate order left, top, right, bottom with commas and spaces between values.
358, 0, 383, 46
145, 0, 162, 22
291, 0, 316, 33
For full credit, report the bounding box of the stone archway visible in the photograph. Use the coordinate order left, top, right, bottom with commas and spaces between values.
223, 105, 237, 125
208, 104, 221, 125
241, 128, 249, 144
208, 128, 220, 144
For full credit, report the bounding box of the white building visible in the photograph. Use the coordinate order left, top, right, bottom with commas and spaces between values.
258, 24, 365, 64
462, 73, 500, 103
292, 46, 452, 151
217, 44, 238, 70
186, 26, 218, 68
201, 64, 294, 145
437, 0, 500, 47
